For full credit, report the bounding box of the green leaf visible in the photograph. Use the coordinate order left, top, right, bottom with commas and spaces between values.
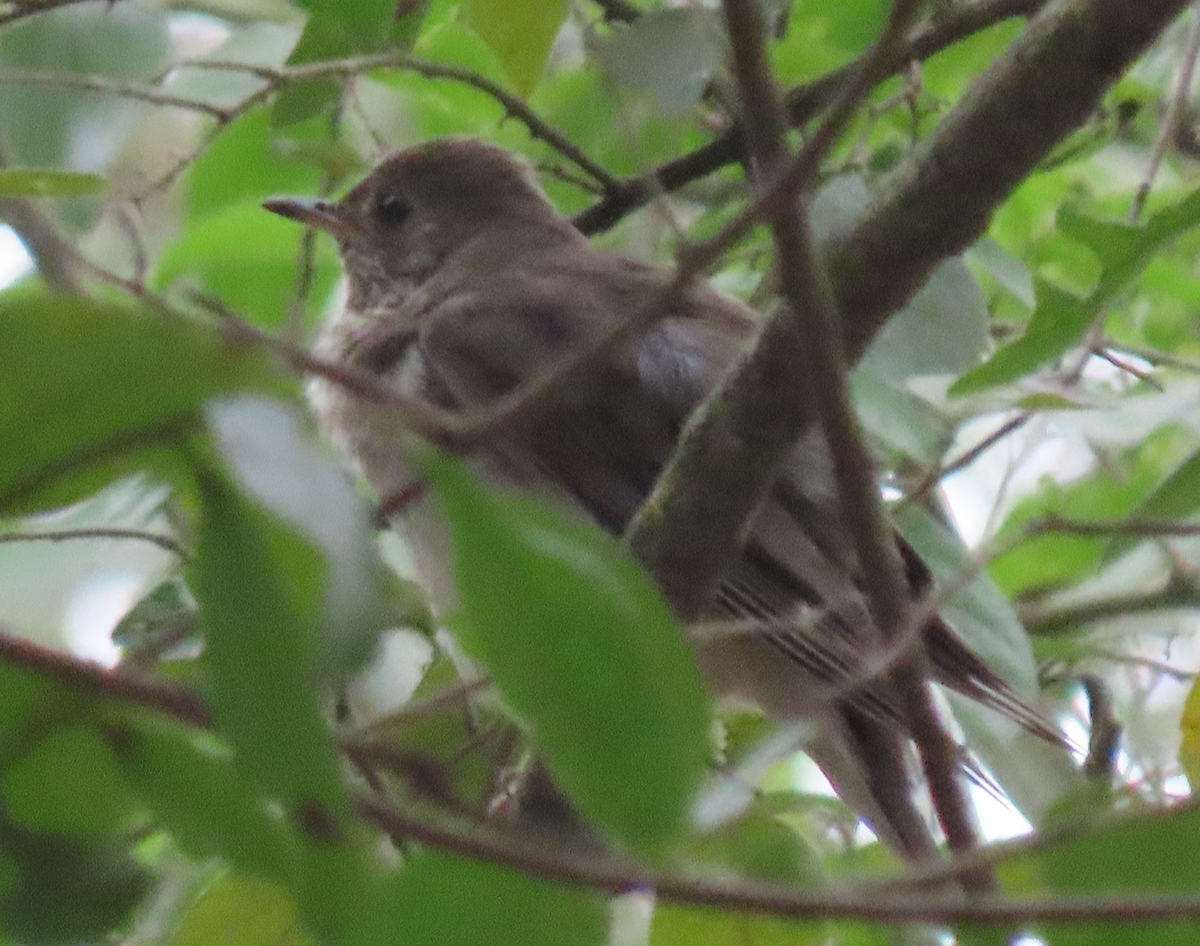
602, 8, 726, 114
652, 904, 830, 946
1008, 805, 1200, 946
813, 0, 891, 56
2, 724, 137, 835
0, 3, 169, 169
894, 505, 1037, 695
0, 811, 148, 945
273, 0, 395, 126
155, 201, 341, 329
851, 368, 946, 463
0, 297, 289, 514
967, 237, 1036, 309
853, 258, 986, 461
205, 397, 391, 680
1121, 446, 1200, 541
186, 106, 325, 221
0, 664, 69, 760
171, 872, 312, 946
349, 851, 607, 946
424, 453, 710, 855
989, 438, 1170, 598
682, 800, 827, 888
291, 0, 395, 53
0, 169, 108, 197
467, 0, 570, 95
187, 449, 347, 816
951, 277, 1090, 393
118, 721, 290, 878
954, 188, 1200, 393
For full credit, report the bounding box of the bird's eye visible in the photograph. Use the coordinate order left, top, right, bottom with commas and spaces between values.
375, 194, 411, 226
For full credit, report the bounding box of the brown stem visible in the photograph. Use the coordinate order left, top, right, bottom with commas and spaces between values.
575, 0, 1048, 234
712, 0, 991, 887
0, 624, 211, 728
353, 792, 1200, 925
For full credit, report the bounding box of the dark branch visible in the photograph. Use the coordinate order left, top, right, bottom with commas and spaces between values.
832, 0, 1192, 362
0, 624, 212, 728
574, 0, 1048, 235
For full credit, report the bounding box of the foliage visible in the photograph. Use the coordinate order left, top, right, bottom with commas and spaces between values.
0, 0, 1199, 944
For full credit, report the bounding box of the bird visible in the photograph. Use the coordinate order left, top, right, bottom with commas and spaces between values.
264, 137, 1066, 859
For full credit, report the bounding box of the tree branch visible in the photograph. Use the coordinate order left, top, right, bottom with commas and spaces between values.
574, 0, 1048, 234
355, 792, 1200, 925
0, 623, 211, 728
0, 527, 188, 559
831, 0, 1192, 361
623, 0, 1189, 656
701, 0, 991, 882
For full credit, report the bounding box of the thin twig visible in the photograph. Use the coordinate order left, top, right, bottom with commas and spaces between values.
1131, 1, 1200, 220
0, 527, 188, 559
901, 412, 1032, 510
354, 791, 1200, 925
170, 53, 617, 191
1025, 513, 1200, 540
712, 0, 991, 881
0, 623, 211, 728
575, 0, 1048, 234
0, 68, 233, 118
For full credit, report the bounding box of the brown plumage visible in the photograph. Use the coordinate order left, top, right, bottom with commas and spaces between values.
265, 138, 1066, 858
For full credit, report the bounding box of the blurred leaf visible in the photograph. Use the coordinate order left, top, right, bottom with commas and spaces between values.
2, 724, 136, 836
118, 721, 290, 878
468, 0, 569, 95
0, 664, 69, 760
1008, 805, 1200, 946
602, 8, 726, 114
292, 0, 396, 52
1121, 446, 1200, 540
812, 0, 890, 55
683, 801, 827, 889
0, 297, 290, 514
206, 397, 391, 680
187, 106, 325, 220
1179, 675, 1200, 786
851, 368, 946, 463
377, 22, 510, 140
652, 904, 829, 946
155, 201, 341, 328
895, 505, 1037, 694
0, 807, 148, 945
0, 3, 169, 170
349, 850, 607, 946
166, 22, 301, 113
990, 438, 1169, 597
952, 278, 1091, 394
968, 237, 1036, 309
171, 872, 312, 946
0, 169, 108, 197
274, 0, 395, 125
955, 189, 1200, 393
111, 577, 198, 654
187, 450, 346, 816
424, 452, 710, 855
920, 17, 1023, 99
854, 258, 986, 461
271, 25, 344, 127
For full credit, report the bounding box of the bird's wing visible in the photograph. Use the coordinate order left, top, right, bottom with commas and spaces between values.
415, 267, 1058, 740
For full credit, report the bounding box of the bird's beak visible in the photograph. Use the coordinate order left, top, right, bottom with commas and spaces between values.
262, 197, 356, 241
